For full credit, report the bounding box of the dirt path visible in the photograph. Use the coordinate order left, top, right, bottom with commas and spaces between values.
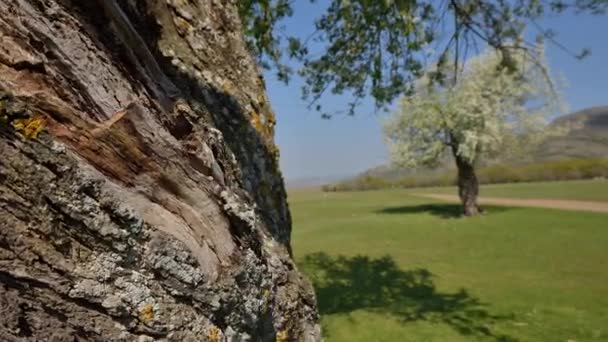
417, 194, 608, 214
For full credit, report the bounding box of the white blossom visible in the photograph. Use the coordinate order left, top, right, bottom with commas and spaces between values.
383, 45, 566, 169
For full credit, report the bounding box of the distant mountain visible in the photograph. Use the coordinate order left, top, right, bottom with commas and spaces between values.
356, 106, 608, 181
536, 106, 608, 160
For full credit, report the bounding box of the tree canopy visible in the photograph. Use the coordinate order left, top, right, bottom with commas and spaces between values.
239, 0, 607, 117
238, 0, 298, 83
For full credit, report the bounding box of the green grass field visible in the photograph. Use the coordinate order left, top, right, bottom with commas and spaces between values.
289, 181, 608, 341
418, 179, 608, 202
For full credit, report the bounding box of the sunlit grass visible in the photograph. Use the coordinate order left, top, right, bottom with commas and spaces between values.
290, 182, 608, 341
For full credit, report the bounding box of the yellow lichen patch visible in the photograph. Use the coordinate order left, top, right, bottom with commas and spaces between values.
276, 329, 289, 342
262, 288, 270, 312
222, 80, 235, 95
250, 111, 264, 134
208, 326, 220, 342
0, 99, 6, 118
138, 304, 154, 324
250, 110, 278, 146
267, 111, 277, 128
11, 116, 45, 139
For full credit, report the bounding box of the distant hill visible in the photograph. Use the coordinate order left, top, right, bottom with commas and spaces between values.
536, 106, 608, 160
357, 106, 608, 181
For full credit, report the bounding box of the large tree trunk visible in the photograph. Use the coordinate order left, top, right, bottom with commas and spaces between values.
454, 155, 482, 216
0, 1, 320, 341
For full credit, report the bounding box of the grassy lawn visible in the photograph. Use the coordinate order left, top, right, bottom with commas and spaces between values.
289, 186, 608, 341
417, 179, 608, 202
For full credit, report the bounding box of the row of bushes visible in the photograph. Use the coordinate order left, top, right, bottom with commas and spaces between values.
322, 158, 608, 192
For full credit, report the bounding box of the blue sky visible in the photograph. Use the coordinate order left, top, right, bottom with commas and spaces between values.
263, 3, 608, 181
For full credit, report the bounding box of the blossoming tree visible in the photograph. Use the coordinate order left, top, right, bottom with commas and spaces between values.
383, 46, 564, 216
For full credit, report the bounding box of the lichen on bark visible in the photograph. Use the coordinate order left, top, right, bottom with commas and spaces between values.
0, 0, 320, 341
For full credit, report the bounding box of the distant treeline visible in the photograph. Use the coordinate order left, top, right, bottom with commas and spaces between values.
322, 158, 608, 192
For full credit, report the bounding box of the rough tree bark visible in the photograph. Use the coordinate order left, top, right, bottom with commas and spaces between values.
0, 0, 320, 341
454, 154, 482, 216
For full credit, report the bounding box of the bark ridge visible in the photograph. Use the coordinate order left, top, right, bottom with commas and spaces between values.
0, 0, 320, 340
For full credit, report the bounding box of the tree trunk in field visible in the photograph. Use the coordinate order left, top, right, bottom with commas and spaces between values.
454, 155, 482, 216
0, 1, 320, 341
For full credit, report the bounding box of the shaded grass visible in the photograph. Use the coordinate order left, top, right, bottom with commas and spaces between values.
290, 187, 608, 341
301, 252, 516, 341
376, 203, 510, 218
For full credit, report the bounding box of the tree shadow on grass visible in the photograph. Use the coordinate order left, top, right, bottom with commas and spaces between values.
301, 252, 517, 341
376, 204, 512, 219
